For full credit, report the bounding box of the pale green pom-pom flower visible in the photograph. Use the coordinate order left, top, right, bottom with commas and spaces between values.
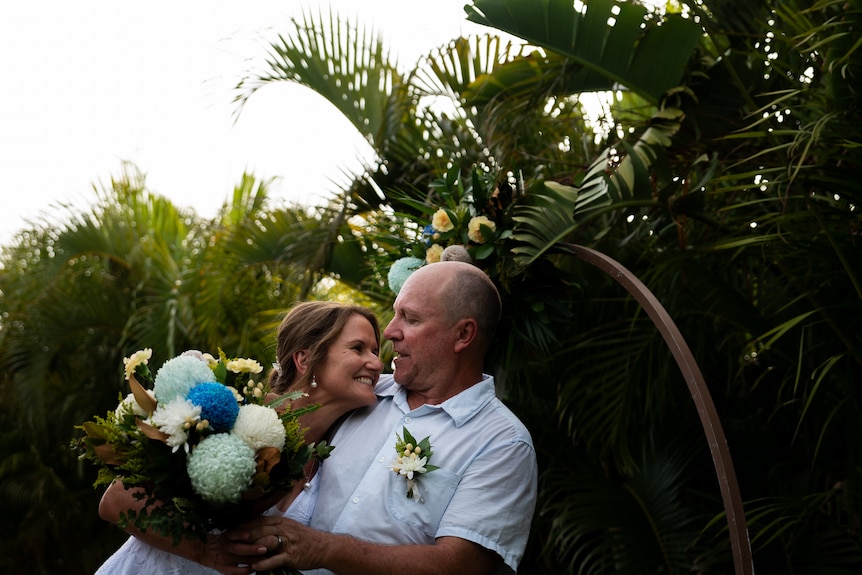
186, 433, 256, 504
388, 257, 424, 295
153, 355, 215, 404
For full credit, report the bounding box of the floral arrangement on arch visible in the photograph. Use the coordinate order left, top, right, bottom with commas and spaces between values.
74, 348, 328, 545
387, 166, 517, 294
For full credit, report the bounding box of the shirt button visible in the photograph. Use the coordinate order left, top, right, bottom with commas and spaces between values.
352, 497, 360, 504
404, 417, 412, 424
378, 456, 385, 463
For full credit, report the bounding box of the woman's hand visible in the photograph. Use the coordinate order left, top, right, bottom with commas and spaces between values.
200, 531, 268, 575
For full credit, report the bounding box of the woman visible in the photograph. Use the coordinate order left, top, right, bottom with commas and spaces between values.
95, 301, 384, 575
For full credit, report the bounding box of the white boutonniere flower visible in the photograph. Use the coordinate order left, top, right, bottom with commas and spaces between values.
389, 427, 439, 501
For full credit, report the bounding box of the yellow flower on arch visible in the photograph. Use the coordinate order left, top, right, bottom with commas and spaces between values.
425, 244, 444, 264
467, 216, 496, 243
431, 209, 454, 232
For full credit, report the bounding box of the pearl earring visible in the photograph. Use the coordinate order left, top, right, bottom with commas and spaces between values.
310, 375, 318, 389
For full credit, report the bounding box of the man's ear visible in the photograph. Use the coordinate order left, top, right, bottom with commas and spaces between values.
292, 349, 310, 375
453, 318, 478, 353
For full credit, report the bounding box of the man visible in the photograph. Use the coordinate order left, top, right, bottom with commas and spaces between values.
228, 261, 538, 574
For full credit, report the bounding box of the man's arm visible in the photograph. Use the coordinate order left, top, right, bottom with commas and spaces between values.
226, 517, 502, 575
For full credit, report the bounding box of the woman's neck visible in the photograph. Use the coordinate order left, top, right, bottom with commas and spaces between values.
292, 401, 344, 445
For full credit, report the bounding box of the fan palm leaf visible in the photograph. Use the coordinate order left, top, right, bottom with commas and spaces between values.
235, 8, 404, 151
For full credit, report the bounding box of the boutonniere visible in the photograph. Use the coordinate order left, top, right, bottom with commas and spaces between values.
389, 427, 439, 501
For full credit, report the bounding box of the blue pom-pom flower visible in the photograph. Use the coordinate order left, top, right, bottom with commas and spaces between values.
186, 382, 240, 433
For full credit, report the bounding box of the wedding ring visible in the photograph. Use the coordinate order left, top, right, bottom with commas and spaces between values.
274, 535, 284, 552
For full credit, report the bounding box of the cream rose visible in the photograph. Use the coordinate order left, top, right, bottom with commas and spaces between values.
431, 209, 454, 232
425, 244, 444, 264
123, 348, 152, 380
226, 358, 264, 374
467, 216, 496, 243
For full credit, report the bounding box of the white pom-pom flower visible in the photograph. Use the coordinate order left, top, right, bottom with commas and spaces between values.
115, 392, 153, 419
231, 404, 286, 452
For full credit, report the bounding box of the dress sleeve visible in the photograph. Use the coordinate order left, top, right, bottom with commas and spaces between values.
263, 471, 320, 526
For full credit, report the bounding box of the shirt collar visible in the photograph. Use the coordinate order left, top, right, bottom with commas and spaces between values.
377, 374, 496, 428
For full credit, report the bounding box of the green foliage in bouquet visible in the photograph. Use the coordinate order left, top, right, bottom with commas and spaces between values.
73, 348, 329, 545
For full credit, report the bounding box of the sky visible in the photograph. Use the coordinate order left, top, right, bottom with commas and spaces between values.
0, 1, 489, 244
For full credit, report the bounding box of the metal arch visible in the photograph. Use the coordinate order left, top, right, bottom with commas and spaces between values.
559, 243, 754, 575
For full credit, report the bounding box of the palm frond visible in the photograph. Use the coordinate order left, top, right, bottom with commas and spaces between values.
235, 7, 403, 151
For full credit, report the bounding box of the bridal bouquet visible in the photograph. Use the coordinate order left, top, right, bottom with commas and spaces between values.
75, 348, 328, 545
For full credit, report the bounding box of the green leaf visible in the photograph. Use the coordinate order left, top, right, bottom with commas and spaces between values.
465, 0, 702, 104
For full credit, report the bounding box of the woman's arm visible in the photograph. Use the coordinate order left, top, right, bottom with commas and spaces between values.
98, 480, 259, 575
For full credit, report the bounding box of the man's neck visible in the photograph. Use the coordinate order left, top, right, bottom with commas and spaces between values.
405, 370, 485, 410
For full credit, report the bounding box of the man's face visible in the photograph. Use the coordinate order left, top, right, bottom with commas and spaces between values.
383, 270, 453, 391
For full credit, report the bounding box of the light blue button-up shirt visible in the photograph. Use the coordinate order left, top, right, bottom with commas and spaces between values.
306, 374, 537, 574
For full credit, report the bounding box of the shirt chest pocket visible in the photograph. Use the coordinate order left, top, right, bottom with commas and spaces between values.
385, 467, 461, 539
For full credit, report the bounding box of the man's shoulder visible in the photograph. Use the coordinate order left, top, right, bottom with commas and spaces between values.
463, 379, 534, 447
374, 373, 398, 396
485, 397, 535, 445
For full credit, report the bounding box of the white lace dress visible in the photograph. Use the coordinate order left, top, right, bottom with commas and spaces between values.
94, 473, 319, 575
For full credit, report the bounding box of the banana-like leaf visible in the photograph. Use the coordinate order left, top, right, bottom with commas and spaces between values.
465, 0, 702, 104
510, 146, 616, 263
510, 179, 582, 264
609, 107, 685, 201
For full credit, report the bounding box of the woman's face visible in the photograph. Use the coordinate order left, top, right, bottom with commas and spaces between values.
313, 313, 383, 411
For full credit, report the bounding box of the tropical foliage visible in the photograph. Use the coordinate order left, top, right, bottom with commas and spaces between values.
1, 0, 860, 573
0, 169, 344, 573
230, 0, 861, 572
